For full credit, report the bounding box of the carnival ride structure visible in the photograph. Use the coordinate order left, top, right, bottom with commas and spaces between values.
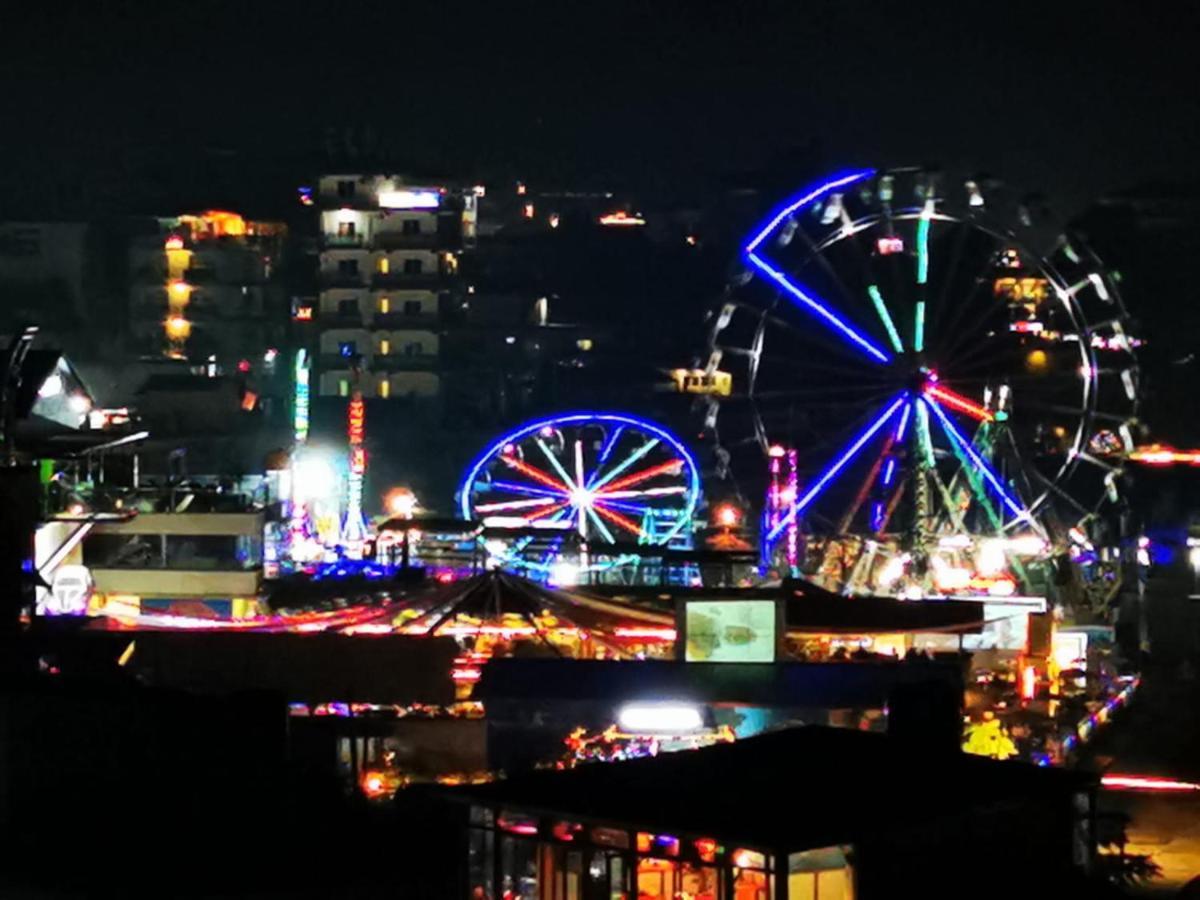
703, 167, 1140, 598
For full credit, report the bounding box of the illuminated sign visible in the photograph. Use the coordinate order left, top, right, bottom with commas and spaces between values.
377, 189, 440, 210
682, 599, 778, 663
350, 447, 366, 475
993, 277, 1049, 303
598, 211, 646, 227
348, 395, 365, 446
294, 306, 314, 321
293, 349, 310, 443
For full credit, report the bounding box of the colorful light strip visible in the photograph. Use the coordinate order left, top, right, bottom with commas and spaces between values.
598, 458, 684, 495
1101, 775, 1200, 792
500, 455, 572, 492
913, 299, 926, 353
925, 398, 1029, 520
867, 284, 904, 354
925, 384, 994, 422
893, 402, 912, 443
1128, 445, 1200, 466
746, 252, 891, 364
766, 394, 907, 543
487, 480, 563, 499
744, 169, 875, 253
588, 438, 661, 492
916, 211, 931, 285
593, 503, 646, 539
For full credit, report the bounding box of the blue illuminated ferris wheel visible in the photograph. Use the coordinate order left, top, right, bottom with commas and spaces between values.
703, 167, 1140, 596
459, 412, 702, 578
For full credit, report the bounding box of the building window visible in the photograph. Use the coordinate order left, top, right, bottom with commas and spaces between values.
379, 379, 390, 399
337, 180, 355, 199
379, 296, 390, 314
378, 256, 390, 274
338, 379, 349, 397
337, 258, 359, 276
402, 219, 421, 235
338, 341, 357, 358
337, 220, 356, 237
403, 300, 422, 316
337, 298, 358, 317
380, 339, 391, 355
403, 258, 423, 275
404, 341, 423, 356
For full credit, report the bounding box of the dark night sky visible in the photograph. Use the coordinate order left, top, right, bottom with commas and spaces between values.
2, 2, 1197, 213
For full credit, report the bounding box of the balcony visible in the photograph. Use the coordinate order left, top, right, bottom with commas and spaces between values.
371, 271, 444, 290
320, 271, 369, 289
372, 231, 442, 250
321, 233, 366, 248
373, 352, 440, 371
372, 311, 440, 329
319, 310, 366, 328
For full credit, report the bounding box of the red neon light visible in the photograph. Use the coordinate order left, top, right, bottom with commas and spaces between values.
592, 502, 645, 538
348, 395, 365, 445
164, 235, 185, 251
294, 306, 314, 321
598, 458, 684, 495
1010, 320, 1044, 334
501, 455, 571, 492
1102, 775, 1200, 792
925, 385, 994, 422
451, 667, 482, 682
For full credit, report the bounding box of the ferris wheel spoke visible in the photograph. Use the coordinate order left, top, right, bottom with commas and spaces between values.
928, 220, 973, 336
475, 496, 561, 514
746, 252, 892, 365
585, 507, 618, 544
598, 485, 688, 500
592, 503, 646, 540
587, 439, 660, 491
501, 455, 573, 493
930, 239, 1006, 361
596, 458, 683, 495
535, 438, 577, 490
486, 480, 565, 499
926, 397, 1040, 530
867, 285, 905, 354
765, 394, 908, 544
594, 425, 626, 474
924, 383, 994, 422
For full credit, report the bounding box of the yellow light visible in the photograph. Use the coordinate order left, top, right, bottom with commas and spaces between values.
117, 640, 136, 667
168, 280, 191, 300
523, 203, 535, 218
165, 316, 191, 339
380, 339, 390, 355
1025, 349, 1049, 372
379, 379, 390, 398
378, 256, 390, 274
379, 296, 390, 314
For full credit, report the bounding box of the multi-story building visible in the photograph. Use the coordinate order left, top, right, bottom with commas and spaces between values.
312, 175, 477, 404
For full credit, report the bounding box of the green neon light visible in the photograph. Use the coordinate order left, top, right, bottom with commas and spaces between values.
917, 215, 931, 285
868, 284, 904, 354
915, 399, 935, 468
914, 300, 926, 353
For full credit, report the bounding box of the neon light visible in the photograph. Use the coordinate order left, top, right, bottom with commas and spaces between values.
592, 503, 645, 539
293, 349, 310, 443
913, 300, 926, 353
585, 507, 617, 543
588, 438, 660, 491
594, 425, 625, 475
877, 236, 904, 255
501, 455, 571, 492
766, 395, 907, 543
882, 458, 897, 487
926, 398, 1029, 520
598, 486, 689, 500
348, 395, 365, 445
867, 285, 904, 354
474, 496, 559, 513
377, 189, 440, 209
597, 458, 684, 495
1128, 445, 1200, 466
598, 211, 646, 226
926, 384, 994, 422
746, 252, 891, 364
612, 626, 677, 640
1101, 775, 1200, 792
487, 480, 563, 499
536, 438, 577, 489
916, 206, 931, 285
745, 169, 875, 253
894, 402, 911, 442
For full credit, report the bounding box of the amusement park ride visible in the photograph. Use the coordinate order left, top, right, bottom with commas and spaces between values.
700, 166, 1140, 600
284, 165, 1142, 605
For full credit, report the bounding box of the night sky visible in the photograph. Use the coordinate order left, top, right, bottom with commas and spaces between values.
3, 2, 1197, 214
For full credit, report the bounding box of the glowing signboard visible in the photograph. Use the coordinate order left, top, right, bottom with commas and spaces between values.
377, 189, 440, 210
682, 599, 778, 663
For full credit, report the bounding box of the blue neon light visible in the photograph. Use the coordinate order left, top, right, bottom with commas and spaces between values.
925, 398, 1028, 520
593, 425, 625, 475
592, 497, 653, 516
870, 500, 885, 532
487, 480, 563, 499
458, 412, 702, 548
745, 169, 876, 253
882, 458, 897, 487
746, 252, 891, 364
894, 401, 912, 442
766, 394, 908, 543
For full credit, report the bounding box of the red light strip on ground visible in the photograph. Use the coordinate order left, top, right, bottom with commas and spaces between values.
612, 626, 677, 640
1101, 775, 1200, 792
1128, 445, 1200, 466
597, 458, 684, 495
924, 385, 994, 422
500, 456, 571, 492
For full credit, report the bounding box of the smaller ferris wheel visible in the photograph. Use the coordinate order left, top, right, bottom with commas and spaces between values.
459, 412, 702, 578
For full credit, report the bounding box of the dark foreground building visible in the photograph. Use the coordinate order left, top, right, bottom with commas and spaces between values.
430, 725, 1098, 899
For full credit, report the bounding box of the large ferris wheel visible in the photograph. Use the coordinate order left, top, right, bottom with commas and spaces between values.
703, 167, 1140, 597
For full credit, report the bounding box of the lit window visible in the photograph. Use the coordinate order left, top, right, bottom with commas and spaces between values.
523, 203, 535, 219
379, 296, 390, 314
577, 338, 593, 351
379, 379, 390, 398
378, 256, 390, 274
338, 380, 349, 397
380, 339, 391, 355
337, 221, 356, 237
